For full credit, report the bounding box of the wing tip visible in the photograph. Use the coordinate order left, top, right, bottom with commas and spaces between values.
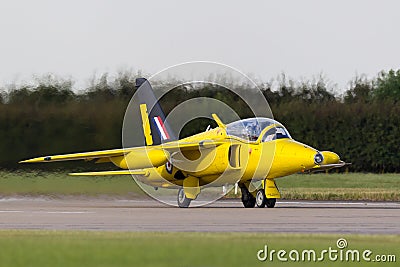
19, 156, 52, 163
19, 158, 40, 163
68, 170, 148, 176
69, 173, 85, 176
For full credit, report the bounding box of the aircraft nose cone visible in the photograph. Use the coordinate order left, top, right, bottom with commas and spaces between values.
320, 151, 340, 164
274, 140, 320, 170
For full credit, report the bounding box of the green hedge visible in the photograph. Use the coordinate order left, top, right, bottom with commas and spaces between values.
0, 71, 398, 172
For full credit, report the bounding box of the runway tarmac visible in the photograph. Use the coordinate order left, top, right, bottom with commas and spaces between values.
0, 197, 399, 234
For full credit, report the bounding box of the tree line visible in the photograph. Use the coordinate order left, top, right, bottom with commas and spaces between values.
0, 70, 399, 172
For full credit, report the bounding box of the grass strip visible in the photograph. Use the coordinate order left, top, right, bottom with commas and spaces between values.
1, 171, 399, 201
0, 230, 399, 267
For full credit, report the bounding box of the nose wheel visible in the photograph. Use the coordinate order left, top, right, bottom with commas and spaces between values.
240, 186, 256, 208
266, 197, 276, 208
256, 189, 276, 208
256, 189, 266, 208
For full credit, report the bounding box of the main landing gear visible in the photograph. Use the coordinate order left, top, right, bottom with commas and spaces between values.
177, 188, 192, 208
177, 176, 200, 208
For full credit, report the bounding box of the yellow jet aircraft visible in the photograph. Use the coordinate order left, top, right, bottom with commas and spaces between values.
21, 78, 349, 208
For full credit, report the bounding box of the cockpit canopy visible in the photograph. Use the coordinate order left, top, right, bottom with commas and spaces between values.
226, 118, 291, 142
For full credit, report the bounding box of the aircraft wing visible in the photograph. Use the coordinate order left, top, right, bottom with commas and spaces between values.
160, 140, 226, 150
20, 140, 228, 164
19, 148, 129, 163
69, 170, 149, 176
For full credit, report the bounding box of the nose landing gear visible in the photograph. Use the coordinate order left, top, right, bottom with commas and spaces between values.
240, 179, 279, 208
266, 197, 276, 208
256, 189, 266, 208
240, 186, 256, 208
256, 189, 276, 208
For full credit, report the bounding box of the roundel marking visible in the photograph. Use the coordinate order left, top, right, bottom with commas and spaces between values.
166, 161, 173, 174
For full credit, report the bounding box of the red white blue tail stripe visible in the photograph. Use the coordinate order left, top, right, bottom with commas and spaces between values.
153, 116, 170, 140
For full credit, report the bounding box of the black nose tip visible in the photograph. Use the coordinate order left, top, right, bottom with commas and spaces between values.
314, 152, 324, 164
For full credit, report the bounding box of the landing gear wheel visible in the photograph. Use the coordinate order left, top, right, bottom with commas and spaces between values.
256, 189, 266, 208
240, 186, 256, 208
266, 198, 276, 208
177, 188, 192, 208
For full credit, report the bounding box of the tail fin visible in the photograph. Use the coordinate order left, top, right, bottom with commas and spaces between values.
136, 78, 176, 145
139, 104, 153, 146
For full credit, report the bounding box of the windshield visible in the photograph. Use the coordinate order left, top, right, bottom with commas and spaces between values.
226, 118, 287, 141
261, 126, 291, 142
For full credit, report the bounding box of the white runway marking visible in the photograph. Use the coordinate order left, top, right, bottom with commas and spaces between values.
0, 210, 94, 214
32, 211, 95, 214
0, 210, 24, 213
0, 197, 51, 202
277, 201, 368, 205
277, 201, 400, 207
35, 211, 95, 214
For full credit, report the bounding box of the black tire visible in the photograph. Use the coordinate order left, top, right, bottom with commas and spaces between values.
266, 198, 276, 208
256, 189, 266, 208
240, 186, 256, 208
177, 188, 191, 208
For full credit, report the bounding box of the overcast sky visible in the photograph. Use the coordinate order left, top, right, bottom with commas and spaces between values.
0, 0, 399, 91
